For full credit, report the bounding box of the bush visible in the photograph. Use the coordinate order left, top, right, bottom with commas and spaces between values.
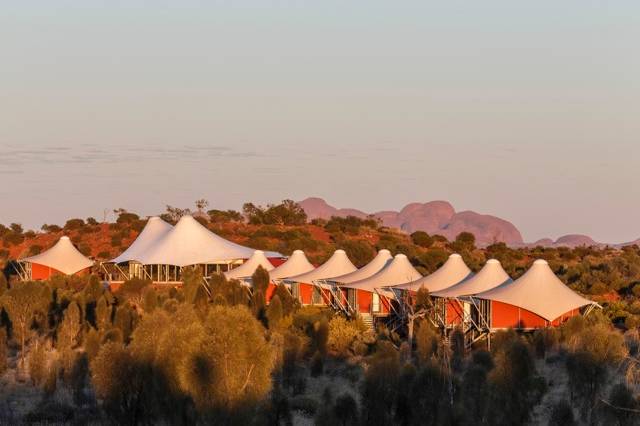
548, 400, 576, 426
411, 231, 433, 248
338, 240, 376, 267
415, 322, 439, 363
64, 218, 85, 231
0, 329, 7, 375
310, 351, 324, 377
29, 340, 48, 387
328, 316, 360, 358
267, 295, 283, 329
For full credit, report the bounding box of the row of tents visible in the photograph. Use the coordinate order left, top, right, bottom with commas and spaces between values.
15, 215, 598, 335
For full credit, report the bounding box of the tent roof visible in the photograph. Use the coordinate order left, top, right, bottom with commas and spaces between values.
394, 253, 473, 292
21, 236, 94, 275
431, 259, 512, 298
269, 250, 315, 280
224, 250, 275, 280
286, 249, 356, 283
472, 259, 595, 321
111, 217, 173, 264
136, 215, 280, 267
328, 250, 393, 285
341, 254, 422, 293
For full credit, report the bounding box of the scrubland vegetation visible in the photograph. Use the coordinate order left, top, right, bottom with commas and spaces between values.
0, 200, 639, 424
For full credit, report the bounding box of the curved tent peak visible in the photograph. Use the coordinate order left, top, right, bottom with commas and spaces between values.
269, 250, 315, 280
473, 258, 596, 321
432, 258, 512, 298
393, 252, 472, 292
286, 249, 357, 284
340, 253, 423, 292
224, 250, 275, 280
21, 236, 94, 275
329, 249, 393, 285
110, 216, 173, 264
135, 215, 277, 267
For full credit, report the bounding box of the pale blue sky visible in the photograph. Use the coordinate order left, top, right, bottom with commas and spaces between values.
1, 1, 639, 243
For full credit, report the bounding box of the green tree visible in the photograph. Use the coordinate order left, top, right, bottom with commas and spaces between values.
360, 342, 400, 425
411, 231, 433, 248
178, 305, 275, 417
338, 240, 376, 268
1, 281, 51, 363
28, 339, 48, 387
0, 329, 8, 375
548, 400, 576, 426
266, 295, 283, 329
91, 342, 147, 425
57, 301, 82, 351
250, 266, 270, 321
182, 266, 204, 305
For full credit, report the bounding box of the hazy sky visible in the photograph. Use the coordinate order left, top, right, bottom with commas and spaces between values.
1, 1, 639, 243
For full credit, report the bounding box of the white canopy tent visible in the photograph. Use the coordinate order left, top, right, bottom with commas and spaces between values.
342, 254, 422, 295
394, 253, 473, 293
472, 259, 597, 321
224, 250, 275, 281
328, 249, 393, 285
269, 250, 315, 281
20, 236, 94, 277
135, 215, 280, 267
286, 249, 356, 284
110, 217, 173, 264
431, 259, 511, 298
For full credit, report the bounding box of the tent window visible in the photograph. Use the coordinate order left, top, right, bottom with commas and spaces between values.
372, 293, 380, 312
312, 287, 323, 305
291, 283, 300, 301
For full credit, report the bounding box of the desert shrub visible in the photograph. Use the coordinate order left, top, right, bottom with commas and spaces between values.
101, 328, 123, 344
411, 231, 433, 248
599, 383, 639, 425
118, 277, 150, 299
415, 322, 439, 364
91, 342, 146, 424
251, 266, 270, 322
333, 393, 359, 426
533, 328, 559, 358
207, 209, 243, 223
95, 295, 112, 331
24, 400, 75, 424
0, 329, 7, 375
337, 239, 376, 268
360, 341, 400, 425
28, 340, 48, 387
114, 305, 134, 342
548, 400, 576, 426
410, 361, 455, 426
57, 301, 82, 351
41, 223, 62, 233
325, 215, 378, 235
243, 200, 307, 226
274, 284, 298, 316
64, 218, 85, 231
415, 249, 450, 273
1, 280, 51, 362
83, 327, 101, 360
310, 351, 324, 377
327, 316, 360, 358
488, 336, 543, 425
179, 305, 275, 416
267, 295, 283, 329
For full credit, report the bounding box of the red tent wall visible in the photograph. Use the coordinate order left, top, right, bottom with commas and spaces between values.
490, 301, 581, 329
